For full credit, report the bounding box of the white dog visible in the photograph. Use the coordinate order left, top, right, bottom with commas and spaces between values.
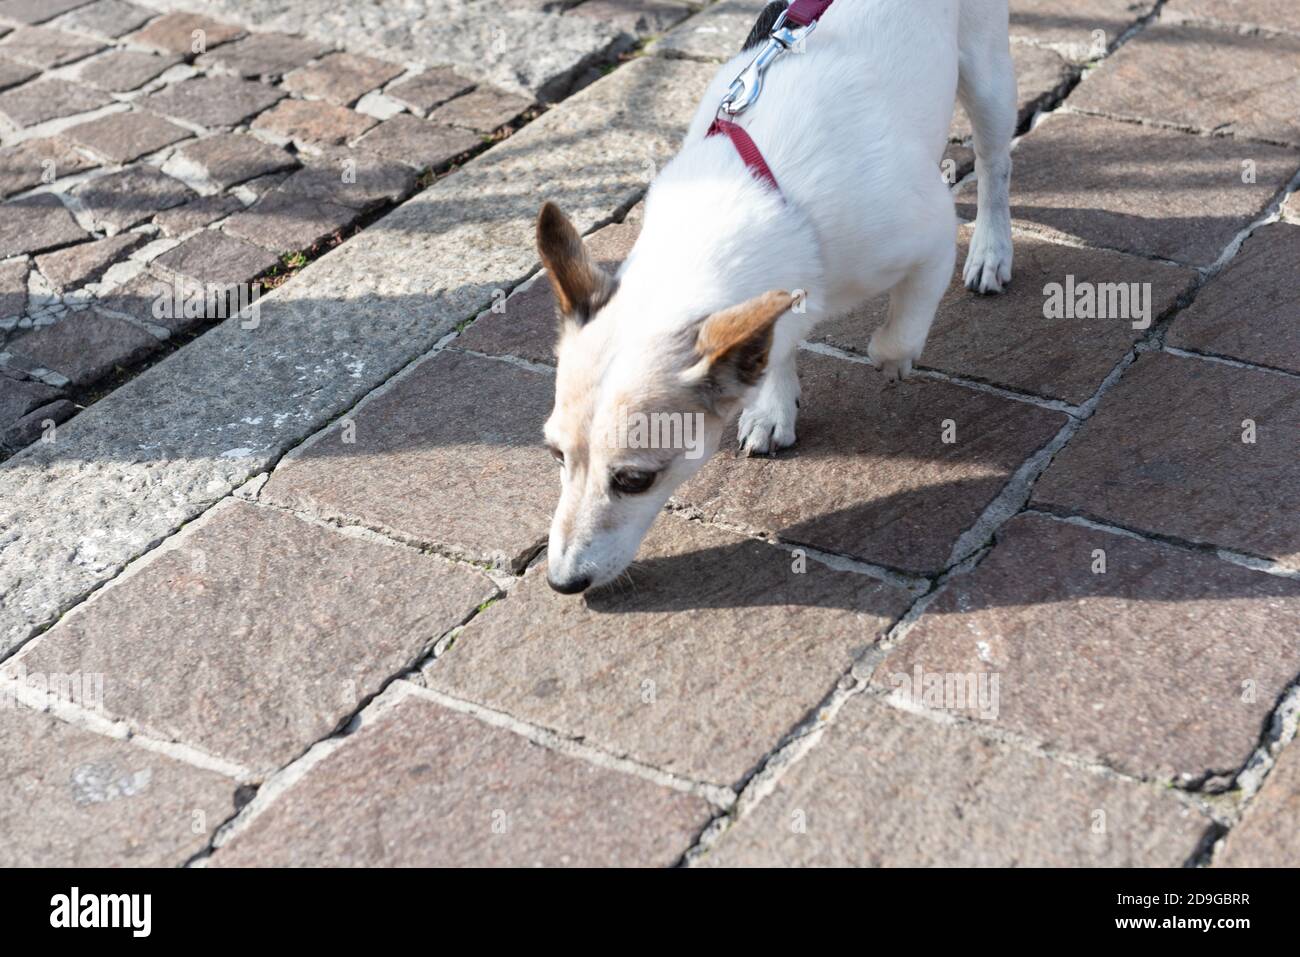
537, 0, 1016, 593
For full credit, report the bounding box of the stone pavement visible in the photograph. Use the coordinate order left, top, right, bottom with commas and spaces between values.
0, 0, 1298, 867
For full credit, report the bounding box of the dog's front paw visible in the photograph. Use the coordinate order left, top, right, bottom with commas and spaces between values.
867, 333, 917, 383
738, 397, 798, 455
963, 223, 1014, 294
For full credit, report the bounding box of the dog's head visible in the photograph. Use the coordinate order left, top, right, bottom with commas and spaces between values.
536, 201, 791, 594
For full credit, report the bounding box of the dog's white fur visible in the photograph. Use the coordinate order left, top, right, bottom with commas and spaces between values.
541, 0, 1016, 593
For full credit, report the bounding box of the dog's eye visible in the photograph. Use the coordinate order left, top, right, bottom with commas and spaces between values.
611, 468, 657, 495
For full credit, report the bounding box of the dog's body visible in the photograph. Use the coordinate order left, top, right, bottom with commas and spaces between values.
538, 0, 1016, 593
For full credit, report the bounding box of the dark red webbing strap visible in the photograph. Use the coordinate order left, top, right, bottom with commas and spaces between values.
706, 118, 781, 194
784, 0, 834, 26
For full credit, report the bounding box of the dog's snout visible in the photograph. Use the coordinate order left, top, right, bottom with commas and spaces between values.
548, 573, 592, 595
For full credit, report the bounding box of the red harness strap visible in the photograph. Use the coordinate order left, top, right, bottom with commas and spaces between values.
705, 0, 836, 196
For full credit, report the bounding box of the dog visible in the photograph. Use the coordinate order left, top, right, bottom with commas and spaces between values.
536, 0, 1016, 594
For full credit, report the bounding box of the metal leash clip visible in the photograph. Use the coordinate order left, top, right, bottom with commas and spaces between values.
718, 10, 819, 117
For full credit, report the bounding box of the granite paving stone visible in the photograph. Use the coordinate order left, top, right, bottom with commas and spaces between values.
676, 351, 1068, 574
250, 97, 376, 147
354, 114, 482, 169
282, 50, 404, 106
427, 516, 914, 785
0, 375, 59, 422
872, 513, 1300, 782
0, 253, 27, 315
194, 31, 331, 79
0, 0, 96, 26
566, 0, 693, 38
960, 111, 1300, 267
1071, 23, 1300, 147
429, 85, 532, 133
0, 705, 236, 867
211, 690, 711, 867
4, 500, 499, 776
0, 135, 97, 197
93, 268, 176, 327
151, 228, 280, 285
951, 42, 1074, 142
34, 231, 145, 291
1215, 742, 1300, 866
152, 193, 242, 237
649, 0, 769, 61
0, 53, 35, 89
1008, 0, 1157, 61
74, 47, 182, 91
122, 12, 244, 55
62, 110, 191, 163
0, 25, 103, 68
1033, 351, 1300, 565
0, 75, 112, 127
0, 192, 89, 258
273, 148, 416, 210
1167, 0, 1300, 35
455, 220, 639, 365
163, 132, 297, 191
48, 0, 154, 38
1165, 222, 1300, 373
815, 227, 1198, 404
1, 397, 77, 452
704, 695, 1212, 866
261, 349, 556, 570
220, 187, 359, 253
72, 165, 193, 232
8, 311, 158, 385
385, 66, 475, 114
141, 74, 284, 127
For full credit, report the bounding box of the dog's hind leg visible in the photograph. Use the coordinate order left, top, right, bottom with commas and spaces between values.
957, 0, 1016, 294
869, 241, 956, 382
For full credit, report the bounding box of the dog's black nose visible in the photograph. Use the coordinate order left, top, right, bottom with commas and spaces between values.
548, 574, 591, 595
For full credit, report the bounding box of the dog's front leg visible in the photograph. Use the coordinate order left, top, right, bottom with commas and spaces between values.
737, 309, 811, 455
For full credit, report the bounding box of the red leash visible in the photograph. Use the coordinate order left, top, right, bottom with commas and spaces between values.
705, 0, 836, 196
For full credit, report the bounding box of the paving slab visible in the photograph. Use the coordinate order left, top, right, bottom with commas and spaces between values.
152, 193, 243, 237
1008, 0, 1157, 61
814, 227, 1198, 404
194, 31, 331, 79
0, 254, 27, 316
1033, 351, 1300, 565
0, 75, 112, 127
122, 11, 245, 55
62, 110, 191, 163
48, 0, 154, 39
74, 47, 182, 91
1165, 222, 1300, 373
0, 52, 35, 89
1166, 0, 1300, 35
141, 74, 284, 127
429, 86, 532, 133
151, 229, 281, 285
221, 187, 359, 253
262, 349, 556, 570
353, 114, 482, 169
676, 351, 1067, 574
1071, 22, 1300, 147
703, 694, 1212, 866
0, 0, 97, 27
386, 66, 475, 114
249, 97, 376, 147
960, 111, 1300, 267
0, 192, 89, 258
282, 50, 404, 107
163, 131, 297, 191
34, 231, 145, 291
427, 516, 913, 785
649, 0, 767, 61
5, 500, 498, 776
7, 311, 159, 386
0, 52, 712, 663
0, 24, 103, 68
273, 149, 416, 210
72, 165, 193, 232
1, 396, 76, 452
1215, 742, 1300, 867
873, 513, 1300, 783
951, 42, 1075, 142
455, 220, 639, 365
212, 689, 710, 866
0, 375, 59, 422
0, 705, 236, 867
0, 135, 97, 198
567, 0, 693, 38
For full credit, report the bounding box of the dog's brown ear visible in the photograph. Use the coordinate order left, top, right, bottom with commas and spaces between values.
536, 202, 614, 325
691, 290, 793, 398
